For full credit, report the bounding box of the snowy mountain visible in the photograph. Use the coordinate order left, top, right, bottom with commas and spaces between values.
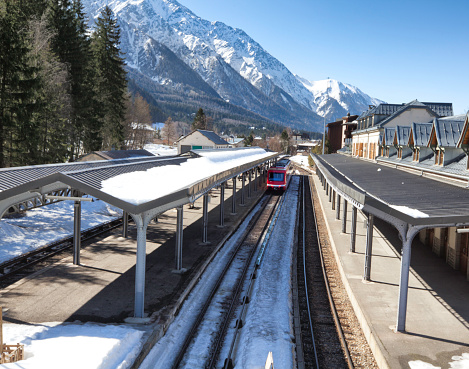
82, 0, 383, 131
297, 77, 385, 120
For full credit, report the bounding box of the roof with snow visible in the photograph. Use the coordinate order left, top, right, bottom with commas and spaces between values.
0, 148, 277, 216
314, 154, 469, 225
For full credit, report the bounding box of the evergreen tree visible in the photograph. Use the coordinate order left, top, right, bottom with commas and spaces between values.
91, 6, 127, 150
48, 0, 95, 159
192, 107, 206, 131
0, 0, 39, 167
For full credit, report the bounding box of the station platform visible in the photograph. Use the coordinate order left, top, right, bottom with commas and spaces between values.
311, 171, 469, 368
0, 181, 264, 325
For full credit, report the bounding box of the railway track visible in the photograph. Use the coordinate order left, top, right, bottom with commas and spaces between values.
171, 192, 284, 369
292, 161, 378, 369
0, 217, 125, 287
297, 174, 352, 368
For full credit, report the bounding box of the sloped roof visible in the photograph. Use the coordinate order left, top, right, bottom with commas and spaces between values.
396, 126, 411, 146
456, 112, 469, 148
411, 122, 433, 147
0, 148, 277, 215
384, 127, 396, 146
423, 102, 453, 117
197, 130, 229, 145
357, 100, 453, 123
434, 118, 465, 147
91, 149, 155, 160
176, 130, 229, 146
376, 100, 437, 128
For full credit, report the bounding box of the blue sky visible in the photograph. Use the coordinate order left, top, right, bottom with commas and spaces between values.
179, 0, 468, 114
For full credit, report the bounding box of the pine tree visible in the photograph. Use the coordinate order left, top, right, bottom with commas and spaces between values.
0, 0, 39, 167
192, 108, 206, 131
91, 6, 127, 150
48, 0, 95, 159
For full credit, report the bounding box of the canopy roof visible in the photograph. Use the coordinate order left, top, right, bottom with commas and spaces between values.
314, 154, 469, 226
0, 148, 277, 216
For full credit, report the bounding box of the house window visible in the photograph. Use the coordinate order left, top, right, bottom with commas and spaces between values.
439, 150, 444, 166
416, 149, 420, 162
434, 150, 439, 165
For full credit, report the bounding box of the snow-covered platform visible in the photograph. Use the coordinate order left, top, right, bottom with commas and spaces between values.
311, 168, 469, 369
0, 183, 263, 324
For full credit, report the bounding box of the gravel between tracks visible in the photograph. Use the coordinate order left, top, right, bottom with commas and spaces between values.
310, 174, 379, 369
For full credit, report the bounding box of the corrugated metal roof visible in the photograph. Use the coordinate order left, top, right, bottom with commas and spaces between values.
0, 156, 162, 192
412, 122, 433, 147
435, 119, 465, 147
396, 126, 411, 146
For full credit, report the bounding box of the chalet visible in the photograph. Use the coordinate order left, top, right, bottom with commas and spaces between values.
352, 100, 452, 160
176, 130, 229, 155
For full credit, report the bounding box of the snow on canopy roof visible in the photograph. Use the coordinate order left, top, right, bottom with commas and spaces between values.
0, 148, 277, 215
100, 147, 273, 206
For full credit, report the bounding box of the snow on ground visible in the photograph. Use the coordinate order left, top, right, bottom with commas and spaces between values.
101, 148, 273, 205
0, 322, 147, 369
140, 176, 299, 369
234, 176, 299, 368
289, 154, 310, 168
139, 199, 264, 368
143, 143, 177, 156
0, 198, 122, 264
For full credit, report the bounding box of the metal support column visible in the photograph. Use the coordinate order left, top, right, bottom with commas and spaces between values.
219, 182, 225, 227
332, 190, 336, 209
364, 213, 374, 281
326, 182, 329, 196
240, 173, 246, 206
231, 177, 237, 215
134, 220, 148, 318
341, 199, 348, 233
254, 168, 258, 192
73, 200, 81, 265
175, 206, 184, 271
248, 170, 252, 198
350, 206, 357, 252
336, 194, 341, 220
122, 211, 128, 238
201, 194, 210, 244
397, 224, 419, 332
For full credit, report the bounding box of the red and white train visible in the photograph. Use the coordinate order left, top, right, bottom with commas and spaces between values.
266, 158, 292, 191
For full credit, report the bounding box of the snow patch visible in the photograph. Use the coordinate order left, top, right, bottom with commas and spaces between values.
389, 205, 429, 218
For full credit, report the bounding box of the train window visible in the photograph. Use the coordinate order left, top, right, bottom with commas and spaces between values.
269, 172, 285, 181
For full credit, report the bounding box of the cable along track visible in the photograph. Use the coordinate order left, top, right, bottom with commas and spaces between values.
296, 174, 353, 369
172, 192, 285, 369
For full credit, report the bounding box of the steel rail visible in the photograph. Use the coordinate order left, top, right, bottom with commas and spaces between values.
301, 175, 320, 369
171, 194, 276, 369
307, 175, 354, 369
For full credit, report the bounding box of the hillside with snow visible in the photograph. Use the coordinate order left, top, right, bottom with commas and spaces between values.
82, 0, 383, 131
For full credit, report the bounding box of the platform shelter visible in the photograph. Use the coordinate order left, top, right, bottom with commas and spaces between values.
0, 148, 277, 318
313, 153, 469, 332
